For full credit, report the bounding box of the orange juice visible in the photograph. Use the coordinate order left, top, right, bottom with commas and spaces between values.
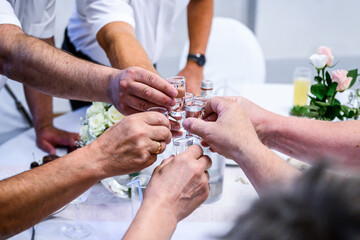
293, 77, 311, 106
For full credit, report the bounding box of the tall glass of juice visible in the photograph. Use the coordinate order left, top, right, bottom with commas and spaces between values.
293, 67, 311, 106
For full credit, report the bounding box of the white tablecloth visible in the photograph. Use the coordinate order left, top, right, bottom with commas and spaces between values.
0, 83, 294, 240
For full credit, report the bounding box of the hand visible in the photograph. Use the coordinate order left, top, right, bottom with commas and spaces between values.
35, 125, 80, 154
178, 62, 204, 96
89, 112, 172, 177
108, 67, 178, 115
144, 145, 211, 221
182, 97, 262, 165
224, 96, 276, 143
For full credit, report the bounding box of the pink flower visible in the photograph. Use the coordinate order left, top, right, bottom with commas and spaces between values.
331, 70, 352, 92
317, 46, 334, 67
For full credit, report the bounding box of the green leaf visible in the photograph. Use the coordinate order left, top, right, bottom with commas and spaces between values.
311, 84, 327, 100
327, 82, 338, 97
325, 105, 341, 120
314, 76, 322, 83
348, 69, 358, 89
325, 71, 332, 86
313, 101, 329, 107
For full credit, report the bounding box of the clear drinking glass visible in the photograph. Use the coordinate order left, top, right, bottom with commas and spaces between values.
293, 67, 312, 106
62, 189, 92, 239
203, 149, 225, 203
166, 76, 186, 120
173, 136, 194, 155
127, 175, 151, 219
184, 100, 206, 119
147, 107, 169, 117
193, 96, 210, 104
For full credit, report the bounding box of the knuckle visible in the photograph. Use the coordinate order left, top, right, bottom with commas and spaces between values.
147, 74, 156, 86
119, 79, 128, 89
143, 87, 152, 98
139, 100, 149, 111
124, 67, 136, 77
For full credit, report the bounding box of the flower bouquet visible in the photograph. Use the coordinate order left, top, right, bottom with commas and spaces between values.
79, 102, 138, 198
291, 46, 359, 121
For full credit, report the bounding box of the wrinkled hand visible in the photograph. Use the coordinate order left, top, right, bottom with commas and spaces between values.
183, 97, 261, 162
108, 67, 178, 115
35, 125, 80, 154
91, 112, 172, 176
224, 96, 275, 142
178, 63, 204, 96
144, 145, 211, 221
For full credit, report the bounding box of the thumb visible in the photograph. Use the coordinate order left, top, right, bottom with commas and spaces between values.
183, 118, 210, 139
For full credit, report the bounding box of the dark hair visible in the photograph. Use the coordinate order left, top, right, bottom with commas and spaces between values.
223, 163, 360, 240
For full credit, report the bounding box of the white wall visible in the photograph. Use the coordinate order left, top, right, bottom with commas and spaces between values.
256, 0, 360, 60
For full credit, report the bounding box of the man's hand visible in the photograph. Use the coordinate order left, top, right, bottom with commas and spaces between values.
178, 62, 204, 96
90, 112, 172, 176
183, 97, 262, 164
108, 67, 178, 115
124, 145, 211, 240
35, 125, 80, 154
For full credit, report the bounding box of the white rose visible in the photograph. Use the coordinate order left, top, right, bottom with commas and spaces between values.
86, 102, 105, 119
309, 54, 327, 69
88, 113, 107, 138
107, 105, 125, 126
79, 124, 90, 142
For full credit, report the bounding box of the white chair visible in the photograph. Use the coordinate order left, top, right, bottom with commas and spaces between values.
179, 17, 266, 95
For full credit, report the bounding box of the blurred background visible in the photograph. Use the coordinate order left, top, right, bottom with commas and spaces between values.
1, 0, 360, 144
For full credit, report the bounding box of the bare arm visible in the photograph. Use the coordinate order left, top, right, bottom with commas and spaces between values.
0, 24, 177, 115
23, 37, 79, 154
231, 97, 360, 168
97, 22, 157, 74
0, 111, 173, 238
179, 0, 213, 96
263, 114, 360, 167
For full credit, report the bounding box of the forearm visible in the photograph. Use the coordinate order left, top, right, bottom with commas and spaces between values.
0, 144, 103, 238
264, 114, 360, 167
24, 85, 53, 130
97, 22, 157, 74
123, 200, 177, 240
235, 142, 300, 193
0, 25, 114, 103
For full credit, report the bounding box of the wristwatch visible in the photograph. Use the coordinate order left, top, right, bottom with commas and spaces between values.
187, 53, 206, 67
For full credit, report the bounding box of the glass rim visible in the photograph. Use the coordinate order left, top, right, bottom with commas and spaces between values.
165, 76, 185, 84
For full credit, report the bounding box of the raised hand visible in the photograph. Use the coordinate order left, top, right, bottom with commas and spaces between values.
108, 67, 178, 115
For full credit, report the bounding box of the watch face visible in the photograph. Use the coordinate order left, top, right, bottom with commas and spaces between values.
198, 56, 206, 66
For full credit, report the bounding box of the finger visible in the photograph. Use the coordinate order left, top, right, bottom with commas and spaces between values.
38, 140, 56, 155
121, 105, 142, 116
182, 118, 211, 139
204, 170, 210, 180
203, 112, 218, 122
155, 155, 175, 172
129, 81, 176, 107
178, 145, 203, 160
203, 97, 229, 118
134, 68, 178, 98
148, 126, 172, 144
149, 140, 167, 155
126, 94, 171, 112
142, 112, 170, 127
197, 155, 212, 171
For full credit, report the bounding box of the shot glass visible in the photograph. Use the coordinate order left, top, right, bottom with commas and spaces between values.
146, 107, 168, 117
166, 76, 186, 119
184, 100, 205, 119
127, 175, 151, 219
173, 136, 194, 155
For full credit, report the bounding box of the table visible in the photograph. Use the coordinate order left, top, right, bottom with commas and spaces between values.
0, 83, 294, 240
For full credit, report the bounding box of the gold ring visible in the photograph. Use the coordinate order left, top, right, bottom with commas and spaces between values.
155, 141, 162, 154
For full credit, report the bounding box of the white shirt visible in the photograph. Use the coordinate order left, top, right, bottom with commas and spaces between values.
0, 0, 56, 90
68, 0, 189, 66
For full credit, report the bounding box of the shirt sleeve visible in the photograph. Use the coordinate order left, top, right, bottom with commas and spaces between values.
26, 0, 56, 38
0, 0, 22, 28
85, 0, 136, 35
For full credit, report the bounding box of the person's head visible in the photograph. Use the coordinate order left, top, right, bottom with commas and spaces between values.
224, 163, 360, 240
